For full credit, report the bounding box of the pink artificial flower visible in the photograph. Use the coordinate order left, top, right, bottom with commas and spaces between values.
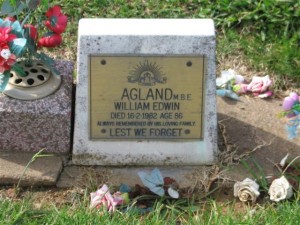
38, 33, 62, 48
258, 90, 273, 98
0, 43, 16, 73
246, 75, 272, 95
90, 184, 124, 212
0, 27, 17, 43
45, 5, 67, 34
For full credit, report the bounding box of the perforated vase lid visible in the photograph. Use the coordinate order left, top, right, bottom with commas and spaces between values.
3, 61, 62, 100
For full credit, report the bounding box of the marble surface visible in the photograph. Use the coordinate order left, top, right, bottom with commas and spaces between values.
0, 61, 73, 153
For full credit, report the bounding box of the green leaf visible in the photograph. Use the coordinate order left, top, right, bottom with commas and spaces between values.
14, 1, 26, 16
0, 71, 10, 92
0, 19, 11, 28
11, 21, 25, 38
25, 38, 36, 53
0, 0, 26, 16
12, 63, 27, 77
37, 52, 55, 65
0, 0, 14, 16
50, 16, 57, 27
10, 38, 27, 56
11, 21, 22, 32
36, 52, 60, 75
27, 0, 40, 10
292, 103, 300, 112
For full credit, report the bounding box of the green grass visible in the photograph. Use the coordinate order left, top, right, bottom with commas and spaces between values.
53, 0, 300, 87
1, 194, 300, 224
0, 0, 300, 224
1, 0, 299, 85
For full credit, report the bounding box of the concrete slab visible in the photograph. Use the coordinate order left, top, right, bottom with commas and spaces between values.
57, 166, 203, 189
0, 152, 63, 186
217, 95, 300, 180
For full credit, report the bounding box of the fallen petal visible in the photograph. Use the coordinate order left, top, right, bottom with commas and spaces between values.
280, 153, 290, 167
258, 91, 273, 98
167, 187, 179, 199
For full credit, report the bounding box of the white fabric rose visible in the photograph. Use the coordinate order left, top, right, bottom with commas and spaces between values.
234, 178, 260, 204
269, 176, 293, 202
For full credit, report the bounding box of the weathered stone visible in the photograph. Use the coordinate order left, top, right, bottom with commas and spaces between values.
57, 166, 204, 189
0, 152, 63, 186
73, 19, 218, 165
0, 61, 73, 153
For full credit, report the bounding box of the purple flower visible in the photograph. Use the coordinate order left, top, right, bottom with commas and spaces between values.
283, 92, 299, 111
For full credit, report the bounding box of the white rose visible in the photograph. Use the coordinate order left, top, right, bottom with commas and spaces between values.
0, 49, 11, 60
234, 178, 260, 204
269, 176, 293, 202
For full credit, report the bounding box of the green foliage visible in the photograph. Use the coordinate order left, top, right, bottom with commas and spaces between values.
241, 158, 269, 192
50, 0, 299, 84
12, 63, 26, 76
0, 0, 298, 84
53, 0, 300, 39
0, 0, 26, 16
0, 70, 10, 91
219, 29, 300, 88
196, 0, 300, 40
2, 195, 300, 224
16, 148, 53, 191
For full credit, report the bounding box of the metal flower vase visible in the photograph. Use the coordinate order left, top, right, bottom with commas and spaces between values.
3, 61, 61, 100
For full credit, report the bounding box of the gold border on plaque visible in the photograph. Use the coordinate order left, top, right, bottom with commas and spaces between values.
89, 55, 205, 141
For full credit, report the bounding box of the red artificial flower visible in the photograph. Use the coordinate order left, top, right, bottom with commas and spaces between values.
45, 5, 67, 34
38, 33, 62, 48
24, 24, 38, 41
0, 43, 16, 73
5, 17, 16, 22
0, 27, 17, 43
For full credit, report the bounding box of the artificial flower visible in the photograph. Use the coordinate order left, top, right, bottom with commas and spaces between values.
5, 17, 16, 22
234, 178, 260, 204
216, 69, 244, 100
0, 44, 16, 73
269, 176, 293, 202
280, 153, 290, 167
0, 1, 68, 93
90, 184, 124, 212
45, 5, 67, 34
246, 75, 272, 95
0, 27, 17, 43
216, 69, 244, 88
282, 92, 299, 111
0, 73, 5, 85
24, 24, 38, 41
38, 33, 62, 48
233, 83, 248, 94
257, 90, 273, 98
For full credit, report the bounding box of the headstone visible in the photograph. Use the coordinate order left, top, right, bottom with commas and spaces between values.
0, 61, 73, 153
73, 19, 218, 165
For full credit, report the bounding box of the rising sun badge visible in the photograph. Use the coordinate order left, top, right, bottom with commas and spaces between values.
128, 60, 167, 86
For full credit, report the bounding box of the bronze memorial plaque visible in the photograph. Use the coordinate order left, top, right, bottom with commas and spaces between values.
89, 55, 205, 140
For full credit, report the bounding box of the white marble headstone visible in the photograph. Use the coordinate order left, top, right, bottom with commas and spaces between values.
73, 19, 218, 165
